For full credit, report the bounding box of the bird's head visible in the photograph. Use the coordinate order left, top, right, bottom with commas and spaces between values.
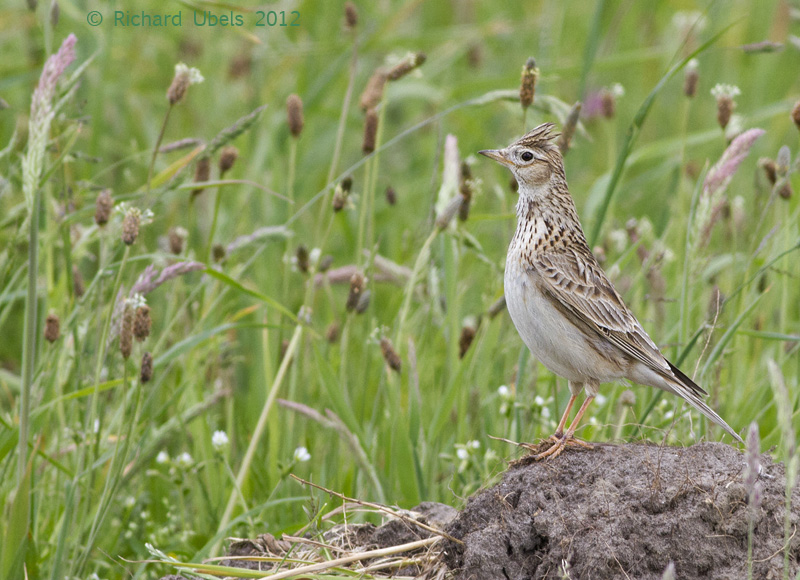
479, 122, 562, 191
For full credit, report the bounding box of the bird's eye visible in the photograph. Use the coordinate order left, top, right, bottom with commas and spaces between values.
520, 151, 534, 162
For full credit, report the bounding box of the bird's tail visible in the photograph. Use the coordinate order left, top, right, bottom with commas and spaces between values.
665, 361, 743, 444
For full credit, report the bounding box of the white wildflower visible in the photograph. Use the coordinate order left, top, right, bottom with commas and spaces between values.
174, 62, 204, 85
293, 446, 311, 462
212, 430, 229, 451
309, 247, 321, 268
176, 452, 193, 468
710, 84, 741, 99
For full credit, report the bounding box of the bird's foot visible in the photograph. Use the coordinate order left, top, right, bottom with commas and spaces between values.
514, 432, 593, 463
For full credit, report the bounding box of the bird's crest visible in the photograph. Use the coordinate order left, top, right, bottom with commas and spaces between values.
514, 122, 560, 151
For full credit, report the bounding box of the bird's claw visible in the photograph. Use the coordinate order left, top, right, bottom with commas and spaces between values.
517, 432, 593, 461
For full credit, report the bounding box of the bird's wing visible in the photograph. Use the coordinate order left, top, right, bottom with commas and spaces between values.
532, 248, 706, 396
531, 248, 742, 443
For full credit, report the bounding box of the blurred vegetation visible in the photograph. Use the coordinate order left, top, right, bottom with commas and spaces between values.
0, 0, 799, 577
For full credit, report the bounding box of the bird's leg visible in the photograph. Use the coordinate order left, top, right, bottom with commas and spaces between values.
533, 395, 595, 460
536, 394, 577, 447
561, 394, 595, 447
553, 394, 577, 437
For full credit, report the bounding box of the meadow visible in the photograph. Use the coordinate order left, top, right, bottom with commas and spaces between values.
1, 0, 799, 577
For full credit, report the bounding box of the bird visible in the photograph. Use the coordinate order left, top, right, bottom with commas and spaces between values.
479, 122, 743, 460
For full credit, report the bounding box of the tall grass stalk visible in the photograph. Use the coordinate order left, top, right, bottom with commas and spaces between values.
78, 362, 143, 574
146, 106, 172, 194
216, 323, 303, 547
18, 168, 41, 490
12, 37, 77, 574
207, 182, 225, 263
318, 32, 359, 229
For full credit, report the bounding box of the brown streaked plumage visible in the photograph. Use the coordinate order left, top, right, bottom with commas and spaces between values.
480, 122, 743, 460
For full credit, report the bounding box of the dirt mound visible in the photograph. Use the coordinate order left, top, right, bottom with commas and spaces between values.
443, 442, 799, 580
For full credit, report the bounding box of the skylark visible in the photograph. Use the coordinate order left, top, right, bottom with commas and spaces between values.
480, 123, 743, 460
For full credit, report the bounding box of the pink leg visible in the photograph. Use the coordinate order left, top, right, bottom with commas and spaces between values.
533, 395, 596, 461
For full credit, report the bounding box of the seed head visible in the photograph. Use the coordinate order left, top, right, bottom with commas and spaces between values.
319, 255, 333, 272
683, 59, 699, 98
140, 351, 154, 383
287, 93, 304, 138
167, 63, 204, 105
519, 57, 539, 110
458, 325, 476, 359
44, 313, 60, 343
346, 272, 365, 311
359, 70, 387, 111
344, 1, 358, 29
120, 302, 134, 359
296, 244, 310, 273
759, 158, 778, 185
557, 101, 582, 154
332, 177, 352, 212
387, 51, 426, 81
212, 243, 226, 263
72, 265, 85, 297
380, 337, 402, 372
326, 321, 340, 343
355, 289, 371, 314
218, 145, 239, 174
778, 179, 793, 200
385, 185, 397, 205
362, 108, 379, 154
601, 83, 624, 119
168, 226, 188, 254
191, 156, 211, 198
133, 305, 151, 342
711, 84, 740, 130
792, 100, 800, 131
94, 189, 113, 226
458, 161, 474, 222
121, 207, 141, 246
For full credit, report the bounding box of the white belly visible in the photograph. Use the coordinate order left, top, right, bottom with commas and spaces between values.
504, 252, 624, 384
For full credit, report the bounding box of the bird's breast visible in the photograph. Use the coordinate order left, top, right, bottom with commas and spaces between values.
504, 242, 626, 383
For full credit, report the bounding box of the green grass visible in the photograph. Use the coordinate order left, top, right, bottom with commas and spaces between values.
1, 0, 799, 577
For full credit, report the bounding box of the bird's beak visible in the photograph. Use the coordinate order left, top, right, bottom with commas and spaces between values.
478, 148, 512, 167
